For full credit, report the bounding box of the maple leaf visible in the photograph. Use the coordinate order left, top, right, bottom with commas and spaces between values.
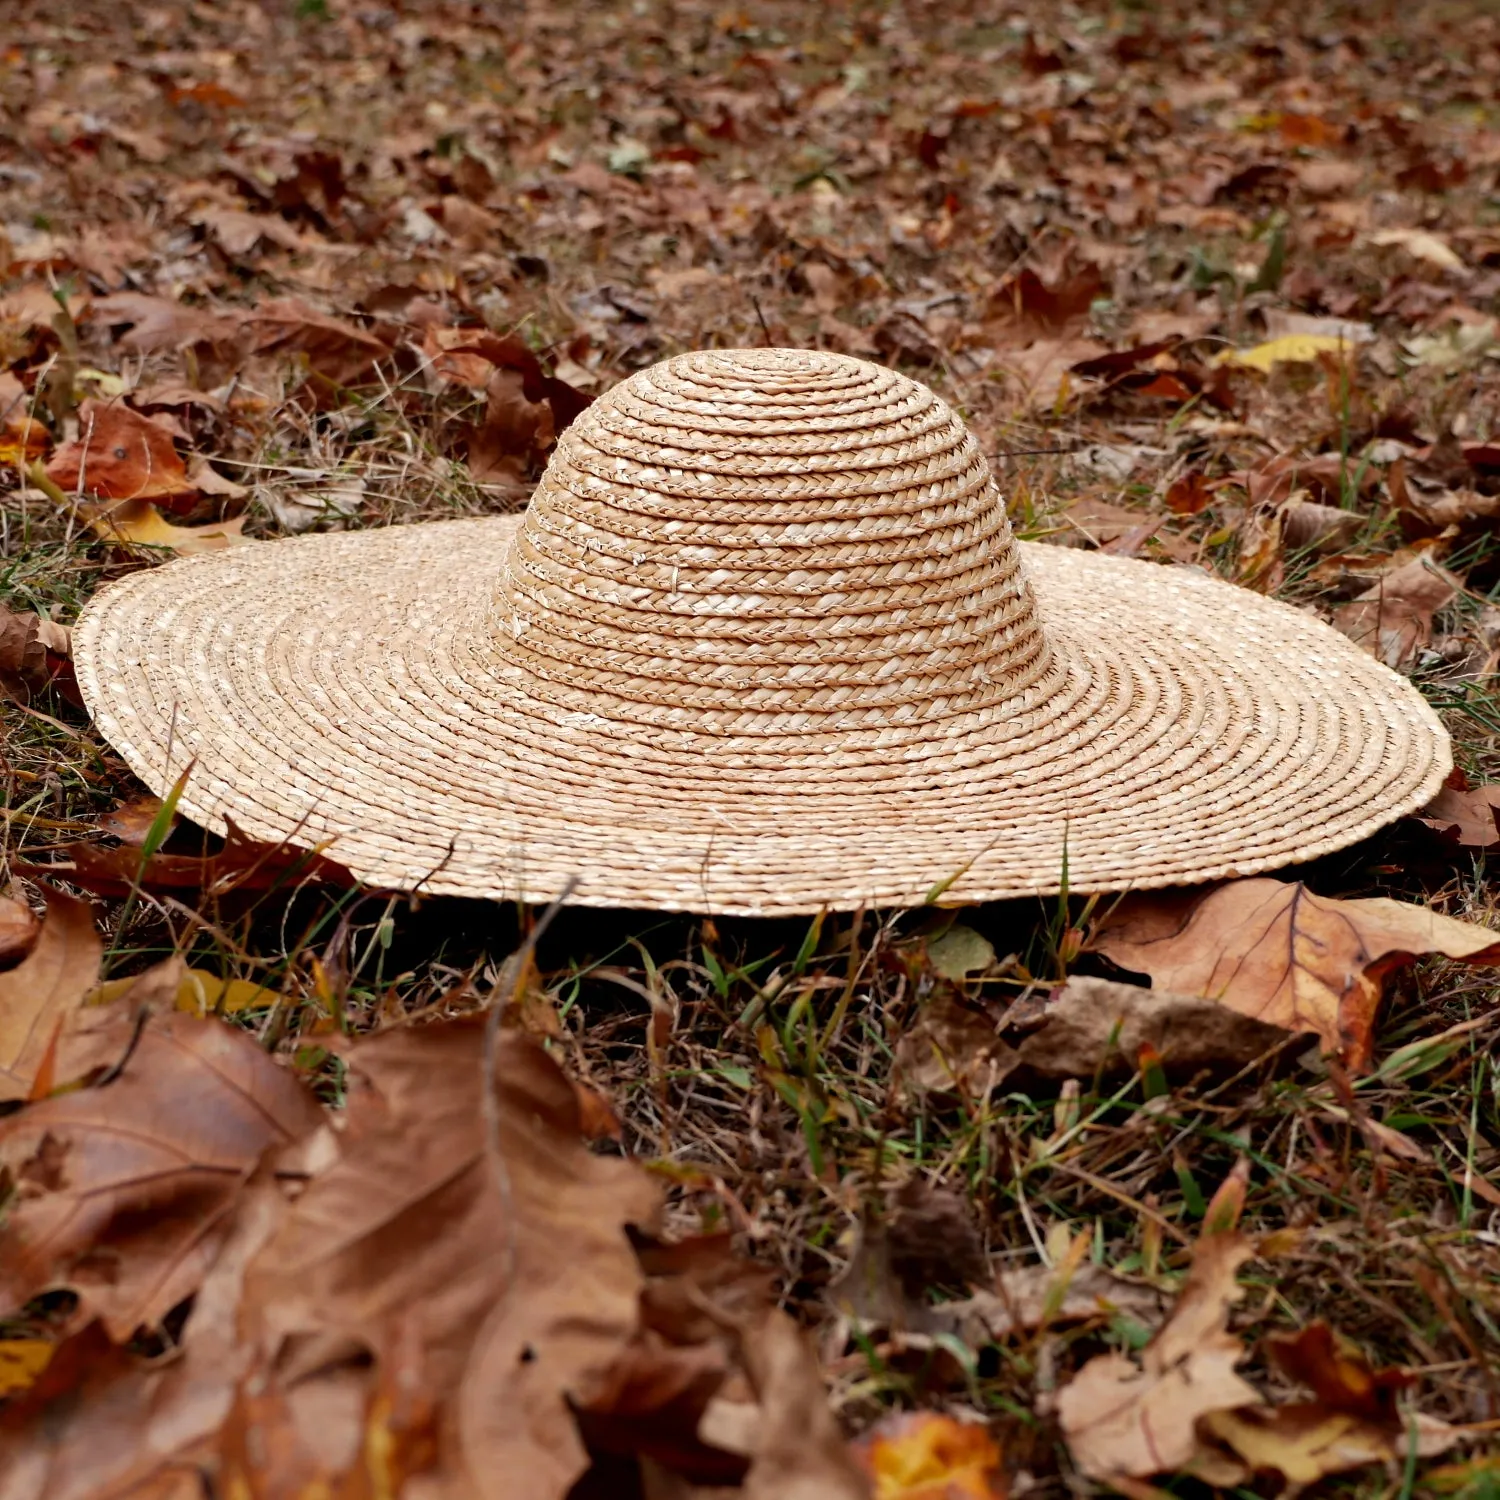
1087, 879, 1500, 1068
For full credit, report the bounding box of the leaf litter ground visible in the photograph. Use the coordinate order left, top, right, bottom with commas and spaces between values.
2, 0, 1500, 1496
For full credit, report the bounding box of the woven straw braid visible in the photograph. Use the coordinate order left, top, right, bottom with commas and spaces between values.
72, 349, 1451, 914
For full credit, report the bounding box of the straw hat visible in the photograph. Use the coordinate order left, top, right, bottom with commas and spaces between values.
74, 348, 1449, 915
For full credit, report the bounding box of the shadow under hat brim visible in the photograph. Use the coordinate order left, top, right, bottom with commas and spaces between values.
73, 514, 1450, 915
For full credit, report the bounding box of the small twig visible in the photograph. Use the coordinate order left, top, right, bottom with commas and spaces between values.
481, 877, 579, 1289
750, 295, 773, 347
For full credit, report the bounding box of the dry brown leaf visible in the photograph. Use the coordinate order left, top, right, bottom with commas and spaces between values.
1199, 1321, 1459, 1485
952, 1260, 1167, 1344
0, 889, 100, 1103
234, 1019, 663, 1500
737, 1312, 871, 1500
92, 291, 245, 355
0, 1001, 323, 1336
1015, 977, 1294, 1079
44, 399, 197, 503
18, 819, 356, 898
1202, 1403, 1457, 1488
1333, 556, 1461, 668
1416, 775, 1500, 848
1088, 878, 1500, 1069
0, 601, 70, 705
1056, 1234, 1260, 1482
0, 1177, 287, 1500
0, 895, 41, 969
987, 255, 1106, 339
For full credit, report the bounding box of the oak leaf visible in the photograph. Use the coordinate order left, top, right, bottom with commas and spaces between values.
1087, 879, 1500, 1069
0, 601, 70, 705
0, 889, 100, 1102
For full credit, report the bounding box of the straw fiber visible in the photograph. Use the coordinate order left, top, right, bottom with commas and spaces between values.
74, 349, 1451, 914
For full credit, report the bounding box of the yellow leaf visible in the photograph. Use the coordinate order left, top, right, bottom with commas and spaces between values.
0, 1339, 54, 1397
176, 968, 281, 1016
1213, 335, 1355, 373
89, 967, 281, 1015
858, 1413, 1004, 1500
85, 497, 249, 555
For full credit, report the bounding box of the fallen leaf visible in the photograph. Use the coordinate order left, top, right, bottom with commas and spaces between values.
1202, 1404, 1457, 1488
1014, 977, 1294, 1079
1214, 334, 1357, 373
951, 1260, 1167, 1344
926, 924, 996, 981
893, 992, 1017, 1101
0, 1001, 323, 1335
248, 296, 390, 394
19, 820, 356, 898
44, 399, 196, 503
987, 255, 1105, 338
1199, 1322, 1459, 1486
737, 1311, 871, 1500
0, 889, 100, 1103
0, 601, 70, 705
0, 895, 41, 969
1332, 556, 1460, 669
1281, 500, 1363, 554
83, 496, 250, 553
1416, 777, 1500, 848
1164, 471, 1214, 515
0, 370, 46, 464
1088, 878, 1500, 1068
852, 1412, 1004, 1499
92, 291, 246, 354
1056, 1234, 1260, 1481
1369, 229, 1465, 273
235, 1019, 663, 1500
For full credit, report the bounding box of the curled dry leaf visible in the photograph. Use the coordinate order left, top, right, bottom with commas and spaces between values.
1333, 556, 1460, 669
0, 998, 323, 1336
951, 1260, 1167, 1346
0, 601, 70, 705
17, 819, 357, 899
1088, 878, 1500, 1069
851, 1411, 1004, 1499
1056, 1234, 1260, 1482
0, 888, 100, 1102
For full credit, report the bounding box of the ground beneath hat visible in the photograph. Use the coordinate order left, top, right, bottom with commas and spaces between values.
74, 514, 1449, 915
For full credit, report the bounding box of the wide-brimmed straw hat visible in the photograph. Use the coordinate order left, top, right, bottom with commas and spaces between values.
74, 348, 1449, 915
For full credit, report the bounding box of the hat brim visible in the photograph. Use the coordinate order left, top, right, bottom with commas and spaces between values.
74, 515, 1449, 915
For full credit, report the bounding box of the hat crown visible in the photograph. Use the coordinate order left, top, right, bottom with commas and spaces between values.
490, 348, 1054, 735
